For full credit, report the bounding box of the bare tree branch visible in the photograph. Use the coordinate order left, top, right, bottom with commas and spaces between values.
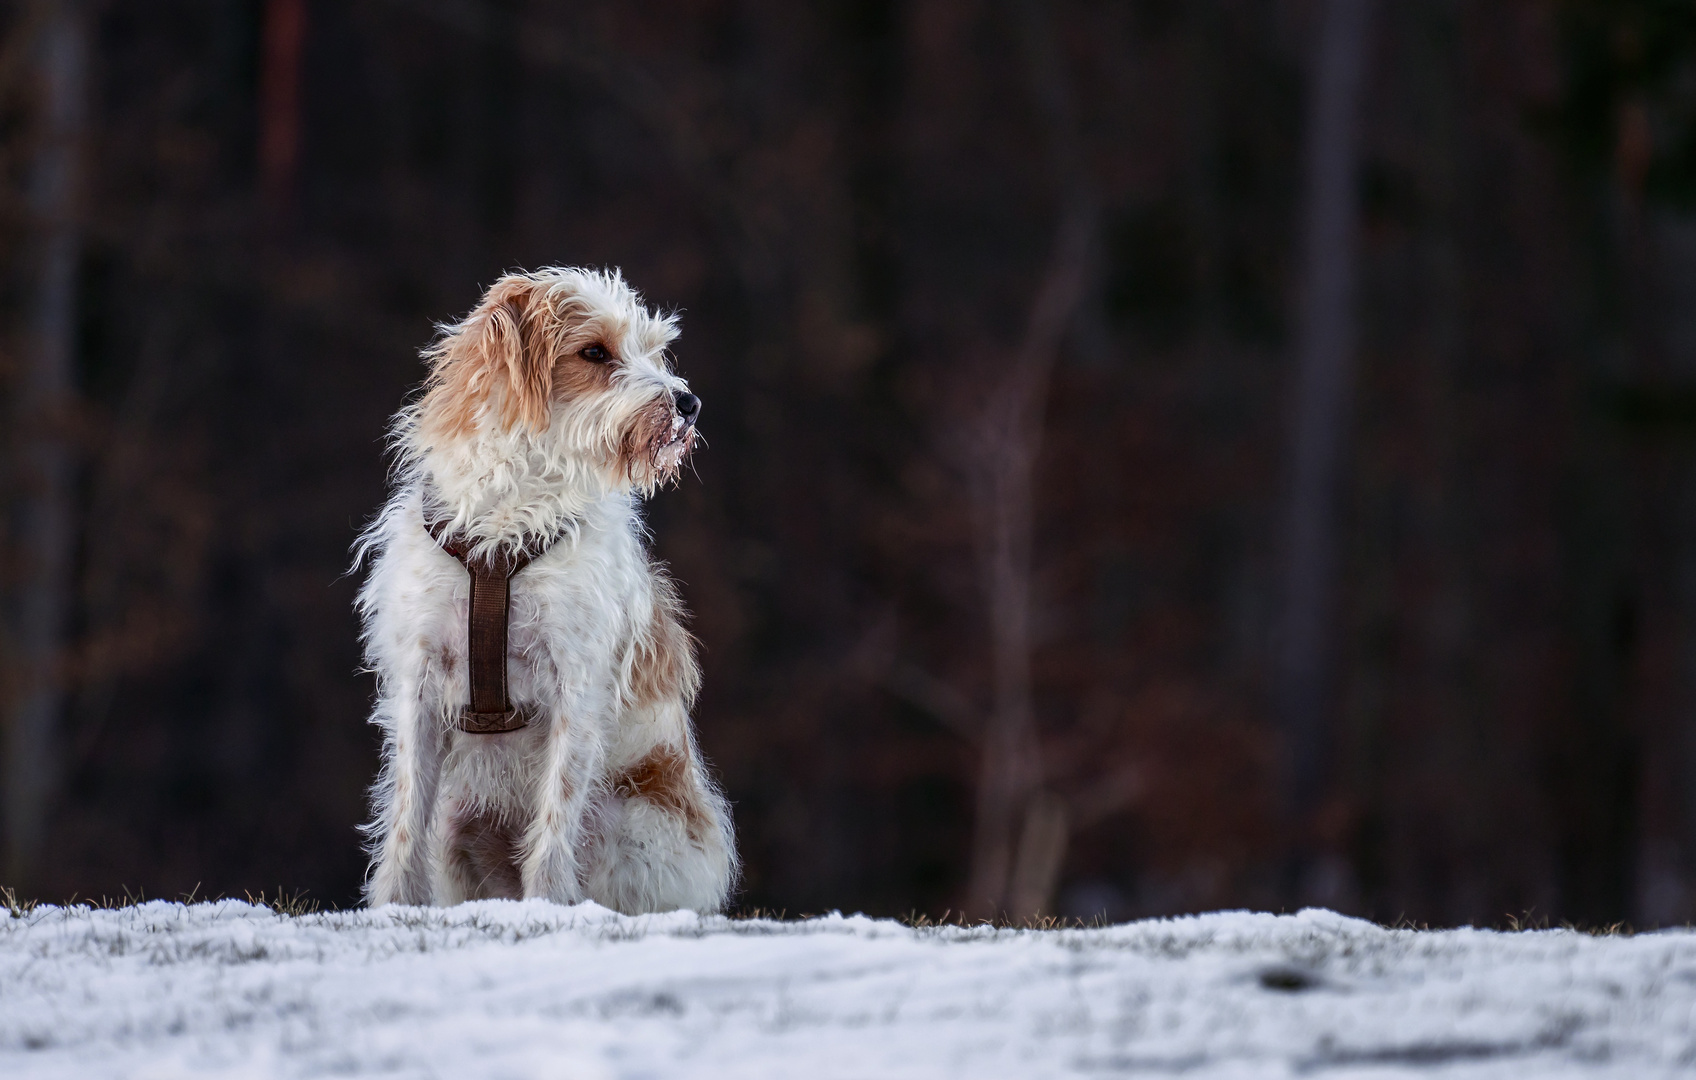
959, 0, 1102, 920
1066, 765, 1147, 830
1275, 0, 1376, 872
3, 0, 85, 889
884, 664, 981, 745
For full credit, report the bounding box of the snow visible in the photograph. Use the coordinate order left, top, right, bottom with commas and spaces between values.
4, 901, 1695, 1078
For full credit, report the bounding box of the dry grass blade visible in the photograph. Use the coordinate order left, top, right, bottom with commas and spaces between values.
245, 888, 320, 917
2, 884, 39, 918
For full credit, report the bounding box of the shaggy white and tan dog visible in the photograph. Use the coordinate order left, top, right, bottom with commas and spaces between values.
355, 267, 736, 912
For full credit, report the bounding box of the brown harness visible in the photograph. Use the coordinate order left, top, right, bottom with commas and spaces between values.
427, 521, 555, 734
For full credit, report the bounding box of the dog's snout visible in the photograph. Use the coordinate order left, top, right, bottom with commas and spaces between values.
673, 391, 701, 424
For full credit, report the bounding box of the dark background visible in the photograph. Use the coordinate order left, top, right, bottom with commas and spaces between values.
4, 0, 1696, 928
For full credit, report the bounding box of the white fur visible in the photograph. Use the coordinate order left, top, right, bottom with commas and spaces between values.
356, 267, 736, 913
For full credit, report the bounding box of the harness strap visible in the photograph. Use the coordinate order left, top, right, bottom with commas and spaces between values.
427, 520, 546, 734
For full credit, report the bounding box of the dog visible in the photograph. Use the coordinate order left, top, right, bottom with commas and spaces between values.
355, 266, 736, 912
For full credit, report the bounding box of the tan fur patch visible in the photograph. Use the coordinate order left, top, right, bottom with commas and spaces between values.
551, 349, 617, 402
613, 746, 706, 836
445, 805, 523, 900
416, 277, 554, 439
630, 586, 700, 707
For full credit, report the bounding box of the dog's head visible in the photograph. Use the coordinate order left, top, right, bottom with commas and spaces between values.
412, 267, 697, 499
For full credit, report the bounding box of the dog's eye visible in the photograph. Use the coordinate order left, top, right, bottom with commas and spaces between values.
579, 344, 611, 363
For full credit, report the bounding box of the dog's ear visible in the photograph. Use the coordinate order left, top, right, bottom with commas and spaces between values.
421, 275, 555, 435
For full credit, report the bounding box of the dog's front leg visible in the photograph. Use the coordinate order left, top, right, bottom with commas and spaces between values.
364, 678, 447, 906
519, 705, 604, 903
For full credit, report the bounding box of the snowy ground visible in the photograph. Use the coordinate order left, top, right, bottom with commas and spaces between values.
4, 901, 1696, 1079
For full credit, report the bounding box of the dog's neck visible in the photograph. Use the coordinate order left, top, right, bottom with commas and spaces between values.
411, 425, 623, 553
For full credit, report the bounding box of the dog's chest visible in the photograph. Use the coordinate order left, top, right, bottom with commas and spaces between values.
425, 529, 643, 809
501, 547, 635, 698
430, 522, 641, 698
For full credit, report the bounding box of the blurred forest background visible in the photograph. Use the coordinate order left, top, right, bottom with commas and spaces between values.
3, 0, 1696, 927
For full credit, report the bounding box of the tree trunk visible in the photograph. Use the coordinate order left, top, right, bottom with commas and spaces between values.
258, 0, 306, 219
4, 0, 86, 890
961, 198, 1095, 917
1275, 0, 1375, 883
959, 0, 1099, 920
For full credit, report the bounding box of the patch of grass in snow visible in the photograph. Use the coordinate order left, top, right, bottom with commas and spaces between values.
2, 884, 39, 918
1383, 908, 1644, 936
724, 906, 1109, 935
3, 885, 141, 913
243, 888, 322, 917
896, 908, 1110, 931
1498, 909, 1636, 936
4, 882, 329, 920
61, 883, 152, 910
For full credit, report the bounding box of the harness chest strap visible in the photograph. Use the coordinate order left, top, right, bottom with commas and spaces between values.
427, 521, 547, 734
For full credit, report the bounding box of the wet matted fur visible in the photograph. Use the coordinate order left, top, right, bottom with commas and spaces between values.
355, 267, 736, 912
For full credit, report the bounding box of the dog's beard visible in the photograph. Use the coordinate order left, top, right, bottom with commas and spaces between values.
624, 397, 696, 488
653, 421, 696, 477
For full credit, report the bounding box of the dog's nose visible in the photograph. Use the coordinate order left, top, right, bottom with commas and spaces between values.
673, 391, 701, 424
